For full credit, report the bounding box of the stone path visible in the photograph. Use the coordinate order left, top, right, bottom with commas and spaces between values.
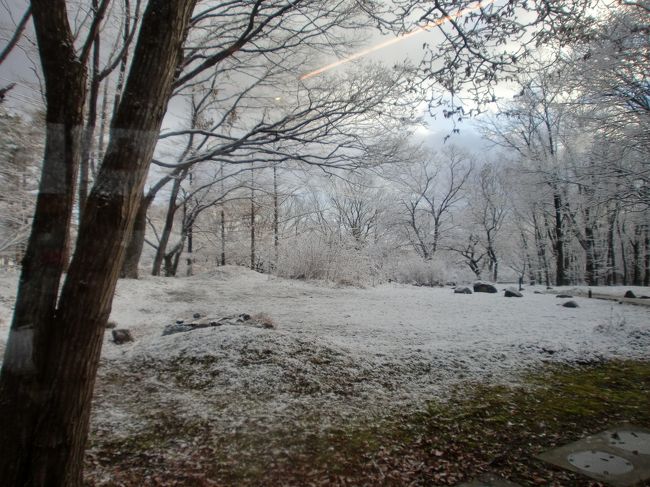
538, 425, 650, 486
458, 424, 650, 487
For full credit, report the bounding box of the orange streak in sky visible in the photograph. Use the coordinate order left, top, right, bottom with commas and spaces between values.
300, 0, 496, 81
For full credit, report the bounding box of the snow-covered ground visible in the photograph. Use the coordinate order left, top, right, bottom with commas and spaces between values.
0, 267, 649, 441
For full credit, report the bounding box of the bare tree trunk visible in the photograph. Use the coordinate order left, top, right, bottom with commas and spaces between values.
120, 193, 149, 278
631, 225, 642, 286
186, 216, 194, 276
164, 239, 185, 277
0, 1, 88, 479
432, 217, 441, 256
584, 207, 597, 285
406, 202, 430, 260
553, 191, 566, 286
170, 243, 183, 276
0, 2, 196, 484
152, 170, 186, 276
220, 206, 226, 266
606, 211, 617, 285
164, 216, 190, 277
617, 219, 628, 285
486, 243, 498, 282
121, 170, 179, 277
220, 163, 226, 266
185, 172, 194, 276
643, 225, 650, 286
273, 165, 279, 265
250, 166, 255, 270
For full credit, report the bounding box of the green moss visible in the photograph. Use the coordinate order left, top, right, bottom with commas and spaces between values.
301, 360, 650, 484
88, 360, 650, 486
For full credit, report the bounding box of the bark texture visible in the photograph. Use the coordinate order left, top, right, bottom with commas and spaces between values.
0, 1, 197, 485
120, 193, 149, 278
0, 1, 87, 480
553, 191, 566, 286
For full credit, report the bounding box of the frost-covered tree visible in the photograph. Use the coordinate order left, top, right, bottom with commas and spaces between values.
481, 64, 578, 285
391, 145, 473, 260
469, 162, 509, 282
0, 108, 43, 264
564, 3, 650, 209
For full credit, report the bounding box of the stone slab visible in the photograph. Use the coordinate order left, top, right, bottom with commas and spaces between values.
457, 474, 522, 487
537, 424, 650, 486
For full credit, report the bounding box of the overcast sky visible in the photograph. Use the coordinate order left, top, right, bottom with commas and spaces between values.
0, 0, 495, 154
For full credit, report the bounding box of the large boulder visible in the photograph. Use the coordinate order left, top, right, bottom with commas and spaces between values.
162, 313, 272, 336
454, 287, 472, 294
112, 329, 134, 344
624, 290, 637, 299
504, 287, 523, 298
163, 318, 223, 336
562, 300, 579, 308
473, 282, 497, 293
556, 294, 573, 298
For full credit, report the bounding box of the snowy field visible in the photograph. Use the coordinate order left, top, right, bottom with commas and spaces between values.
0, 267, 649, 444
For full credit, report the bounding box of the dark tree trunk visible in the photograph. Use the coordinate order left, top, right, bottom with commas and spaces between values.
0, 2, 196, 485
152, 169, 186, 276
606, 212, 617, 285
171, 247, 182, 276
164, 236, 186, 277
163, 244, 182, 277
219, 164, 226, 266
186, 217, 194, 276
584, 206, 597, 285
121, 171, 178, 278
273, 165, 279, 264
250, 169, 255, 270
120, 193, 150, 278
432, 217, 441, 256
220, 207, 226, 266
643, 223, 650, 286
585, 227, 598, 286
617, 220, 628, 285
0, 2, 87, 481
632, 231, 641, 286
407, 203, 429, 260
553, 191, 566, 286
627, 222, 642, 285
487, 240, 498, 282
164, 252, 175, 276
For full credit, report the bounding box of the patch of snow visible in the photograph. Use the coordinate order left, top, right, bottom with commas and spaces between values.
1, 267, 649, 439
